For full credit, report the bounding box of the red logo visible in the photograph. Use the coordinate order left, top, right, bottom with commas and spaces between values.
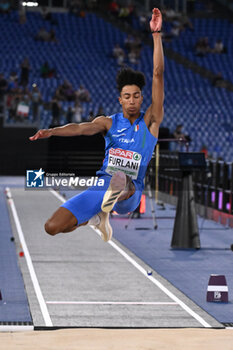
109, 148, 133, 159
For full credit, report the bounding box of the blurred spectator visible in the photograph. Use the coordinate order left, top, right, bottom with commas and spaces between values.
139, 13, 151, 36
172, 124, 191, 151
0, 73, 8, 98
211, 72, 226, 88
41, 7, 52, 20
8, 75, 18, 92
96, 105, 104, 116
213, 40, 226, 54
16, 93, 30, 122
125, 35, 142, 56
40, 6, 57, 25
9, 71, 18, 82
75, 84, 91, 102
162, 8, 193, 39
118, 6, 129, 19
170, 24, 182, 38
118, 5, 134, 24
11, 94, 20, 121
97, 105, 105, 115
133, 36, 142, 51
179, 14, 194, 31
108, 0, 119, 17
139, 14, 147, 30
174, 124, 191, 141
40, 61, 56, 78
51, 96, 61, 125
20, 58, 30, 88
162, 24, 183, 41
35, 27, 51, 41
128, 49, 138, 64
195, 37, 211, 57
49, 29, 57, 43
66, 106, 74, 124
35, 28, 57, 42
6, 88, 30, 123
162, 24, 182, 42
113, 44, 125, 66
124, 34, 134, 51
73, 101, 83, 122
200, 145, 208, 158
22, 86, 31, 100
6, 92, 18, 120
173, 124, 187, 141
31, 84, 42, 122
88, 110, 95, 121
56, 80, 75, 101
162, 7, 180, 21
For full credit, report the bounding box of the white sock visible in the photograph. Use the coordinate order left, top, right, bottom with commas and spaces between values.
88, 214, 100, 226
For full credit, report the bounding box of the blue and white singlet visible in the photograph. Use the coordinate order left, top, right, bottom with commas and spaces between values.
61, 111, 158, 224
97, 111, 158, 189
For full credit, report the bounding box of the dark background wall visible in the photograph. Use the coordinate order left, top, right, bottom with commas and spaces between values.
0, 119, 105, 176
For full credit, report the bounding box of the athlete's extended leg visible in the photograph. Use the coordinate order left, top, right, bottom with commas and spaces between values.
101, 171, 135, 213
45, 173, 136, 239
45, 206, 112, 241
45, 176, 114, 239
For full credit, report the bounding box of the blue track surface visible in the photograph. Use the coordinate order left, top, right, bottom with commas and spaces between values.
110, 198, 233, 324
0, 181, 32, 324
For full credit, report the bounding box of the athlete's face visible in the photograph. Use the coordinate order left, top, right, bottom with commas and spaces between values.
119, 85, 143, 118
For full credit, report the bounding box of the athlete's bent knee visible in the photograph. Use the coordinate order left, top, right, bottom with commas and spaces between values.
44, 220, 60, 236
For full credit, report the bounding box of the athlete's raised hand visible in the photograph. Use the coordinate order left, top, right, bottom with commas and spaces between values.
150, 8, 162, 32
29, 129, 52, 141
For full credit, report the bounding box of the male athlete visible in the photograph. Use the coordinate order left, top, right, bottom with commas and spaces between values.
30, 8, 164, 242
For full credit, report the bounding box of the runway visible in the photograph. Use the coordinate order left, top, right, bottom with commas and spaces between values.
1, 181, 223, 329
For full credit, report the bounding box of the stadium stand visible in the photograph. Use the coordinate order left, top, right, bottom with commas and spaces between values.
0, 4, 232, 161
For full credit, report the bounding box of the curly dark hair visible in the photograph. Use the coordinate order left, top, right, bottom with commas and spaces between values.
116, 67, 146, 93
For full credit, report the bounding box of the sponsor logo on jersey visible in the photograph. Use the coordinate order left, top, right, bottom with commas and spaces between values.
106, 148, 142, 179
117, 128, 127, 132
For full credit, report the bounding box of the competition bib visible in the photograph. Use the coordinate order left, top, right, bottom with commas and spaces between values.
106, 148, 142, 179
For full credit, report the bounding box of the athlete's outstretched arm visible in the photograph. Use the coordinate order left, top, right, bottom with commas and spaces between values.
144, 8, 164, 138
29, 116, 111, 141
